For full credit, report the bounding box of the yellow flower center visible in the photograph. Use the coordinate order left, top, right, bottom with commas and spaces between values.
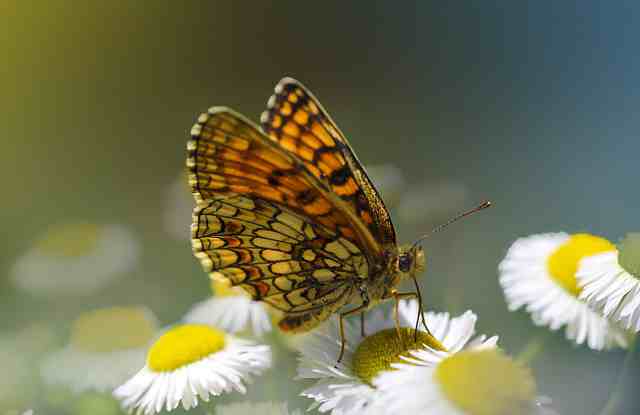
35, 223, 101, 257
546, 233, 615, 296
618, 233, 640, 278
352, 328, 446, 384
147, 324, 226, 372
435, 349, 536, 415
70, 307, 157, 353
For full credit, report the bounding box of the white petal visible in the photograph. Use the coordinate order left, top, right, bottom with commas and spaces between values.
41, 345, 148, 393
578, 251, 640, 333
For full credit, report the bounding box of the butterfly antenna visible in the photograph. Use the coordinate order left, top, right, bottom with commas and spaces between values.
411, 200, 492, 249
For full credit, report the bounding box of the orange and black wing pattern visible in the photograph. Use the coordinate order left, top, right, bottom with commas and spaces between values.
187, 108, 371, 331
188, 108, 372, 248
260, 77, 397, 256
191, 195, 368, 332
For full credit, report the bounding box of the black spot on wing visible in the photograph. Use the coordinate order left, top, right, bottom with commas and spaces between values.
330, 165, 351, 186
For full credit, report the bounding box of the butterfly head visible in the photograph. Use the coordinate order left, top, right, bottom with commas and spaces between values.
397, 244, 426, 278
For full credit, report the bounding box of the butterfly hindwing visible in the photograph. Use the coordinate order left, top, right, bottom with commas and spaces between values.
260, 77, 397, 253
191, 194, 367, 331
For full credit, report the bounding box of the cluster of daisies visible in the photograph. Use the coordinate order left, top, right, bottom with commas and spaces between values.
10, 219, 552, 415
8, 177, 640, 415
28, 267, 554, 415
41, 300, 554, 415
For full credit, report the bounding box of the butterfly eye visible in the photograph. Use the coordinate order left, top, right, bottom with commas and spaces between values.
399, 254, 412, 272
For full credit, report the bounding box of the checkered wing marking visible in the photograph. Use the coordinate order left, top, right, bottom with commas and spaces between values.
192, 195, 368, 331
188, 107, 373, 246
260, 77, 397, 253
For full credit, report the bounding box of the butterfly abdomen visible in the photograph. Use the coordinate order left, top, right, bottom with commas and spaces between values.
277, 287, 355, 333
278, 313, 316, 333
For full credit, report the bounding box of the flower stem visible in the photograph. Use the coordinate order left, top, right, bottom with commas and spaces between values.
599, 335, 638, 415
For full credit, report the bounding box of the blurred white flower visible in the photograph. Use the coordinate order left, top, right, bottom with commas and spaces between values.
214, 401, 301, 415
294, 300, 494, 415
0, 323, 58, 410
11, 222, 139, 296
114, 324, 271, 415
41, 307, 158, 393
0, 339, 33, 409
533, 397, 561, 415
183, 279, 272, 337
499, 232, 630, 350
578, 233, 640, 332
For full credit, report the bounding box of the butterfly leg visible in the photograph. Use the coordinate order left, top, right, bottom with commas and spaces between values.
357, 284, 369, 338
391, 289, 420, 343
336, 299, 369, 365
410, 277, 433, 336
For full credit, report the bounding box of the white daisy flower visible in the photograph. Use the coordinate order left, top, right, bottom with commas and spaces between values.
215, 401, 301, 415
0, 339, 34, 409
183, 279, 272, 337
41, 307, 158, 393
499, 232, 630, 350
578, 233, 640, 332
0, 323, 57, 409
294, 300, 494, 415
163, 173, 192, 240
11, 222, 139, 296
371, 343, 548, 415
114, 324, 271, 415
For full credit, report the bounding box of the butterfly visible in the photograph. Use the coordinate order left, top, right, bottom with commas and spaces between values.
187, 77, 487, 361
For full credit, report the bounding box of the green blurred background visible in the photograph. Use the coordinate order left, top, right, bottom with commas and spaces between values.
2, 1, 639, 414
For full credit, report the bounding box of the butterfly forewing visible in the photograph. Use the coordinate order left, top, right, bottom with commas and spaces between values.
188, 108, 371, 245
260, 77, 397, 254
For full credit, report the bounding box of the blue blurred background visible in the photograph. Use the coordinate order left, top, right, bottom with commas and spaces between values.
2, 2, 639, 414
